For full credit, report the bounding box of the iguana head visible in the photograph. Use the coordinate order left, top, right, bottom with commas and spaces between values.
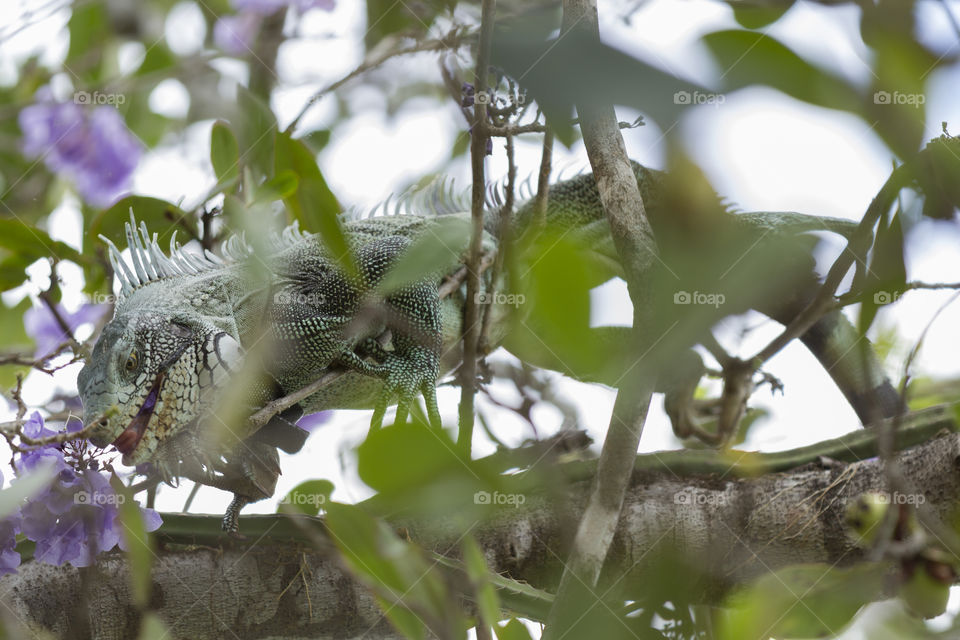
78, 304, 241, 465
78, 216, 243, 465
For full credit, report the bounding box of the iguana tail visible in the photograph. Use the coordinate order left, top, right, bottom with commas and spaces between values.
505, 162, 902, 426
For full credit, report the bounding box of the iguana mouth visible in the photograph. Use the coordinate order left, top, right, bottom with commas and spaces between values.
113, 374, 164, 455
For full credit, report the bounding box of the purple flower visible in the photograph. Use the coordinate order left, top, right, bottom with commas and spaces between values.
18, 94, 141, 208
296, 411, 332, 431
16, 412, 69, 475
0, 470, 22, 576
13, 413, 162, 569
24, 302, 109, 359
295, 0, 335, 10
231, 0, 334, 14
214, 12, 261, 55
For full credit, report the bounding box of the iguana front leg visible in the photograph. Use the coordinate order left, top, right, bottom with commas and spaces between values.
339, 280, 443, 430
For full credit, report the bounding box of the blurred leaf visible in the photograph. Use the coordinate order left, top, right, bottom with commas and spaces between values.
718, 563, 887, 640
235, 86, 278, 179
277, 478, 333, 516
364, 0, 453, 51
860, 1, 940, 157
913, 134, 960, 220
377, 215, 470, 295
0, 299, 33, 390
250, 171, 299, 206
0, 463, 57, 520
325, 502, 466, 639
274, 131, 354, 274
858, 208, 906, 334
135, 44, 177, 78
210, 121, 240, 184
0, 219, 83, 266
135, 613, 170, 640
120, 93, 171, 148
495, 619, 534, 640
504, 230, 614, 378
89, 196, 190, 251
66, 2, 109, 83
703, 30, 861, 112
110, 473, 154, 609
731, 1, 794, 29
492, 14, 703, 145
301, 129, 331, 154
357, 417, 492, 518
0, 254, 37, 293
463, 537, 500, 630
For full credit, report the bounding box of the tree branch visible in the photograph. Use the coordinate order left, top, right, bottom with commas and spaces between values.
5, 406, 958, 639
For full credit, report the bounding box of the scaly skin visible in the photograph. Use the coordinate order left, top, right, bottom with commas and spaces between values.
78, 163, 901, 533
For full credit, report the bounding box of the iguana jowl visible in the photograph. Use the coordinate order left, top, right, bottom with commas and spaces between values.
77, 162, 902, 532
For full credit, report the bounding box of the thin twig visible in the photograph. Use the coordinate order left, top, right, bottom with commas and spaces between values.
286, 28, 474, 134
457, 0, 497, 456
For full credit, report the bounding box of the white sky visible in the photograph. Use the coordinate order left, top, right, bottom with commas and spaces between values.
1, 0, 960, 633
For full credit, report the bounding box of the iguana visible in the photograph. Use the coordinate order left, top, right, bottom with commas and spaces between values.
77, 162, 902, 533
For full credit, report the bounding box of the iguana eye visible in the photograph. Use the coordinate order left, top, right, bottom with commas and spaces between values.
124, 350, 139, 372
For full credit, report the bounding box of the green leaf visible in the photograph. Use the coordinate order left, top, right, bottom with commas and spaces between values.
66, 2, 109, 82
0, 219, 83, 266
377, 215, 470, 295
135, 44, 177, 78
235, 86, 278, 179
858, 208, 906, 334
277, 479, 333, 516
110, 473, 155, 609
496, 619, 534, 640
492, 18, 704, 144
325, 503, 465, 638
732, 2, 794, 29
503, 230, 610, 379
274, 131, 353, 274
357, 418, 486, 514
89, 196, 190, 251
210, 121, 240, 184
0, 299, 33, 390
718, 563, 887, 640
136, 613, 170, 640
364, 0, 452, 51
463, 537, 500, 629
301, 129, 331, 154
702, 30, 861, 112
0, 463, 57, 521
250, 171, 299, 206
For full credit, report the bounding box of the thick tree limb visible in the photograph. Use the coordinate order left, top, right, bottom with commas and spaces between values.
4, 406, 958, 639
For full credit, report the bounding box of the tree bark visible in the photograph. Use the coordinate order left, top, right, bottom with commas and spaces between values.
3, 407, 958, 639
